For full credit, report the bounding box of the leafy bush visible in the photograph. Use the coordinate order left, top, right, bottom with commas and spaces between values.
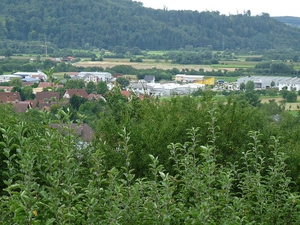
1, 105, 299, 223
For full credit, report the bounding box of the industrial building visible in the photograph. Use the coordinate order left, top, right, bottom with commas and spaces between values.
237, 76, 300, 91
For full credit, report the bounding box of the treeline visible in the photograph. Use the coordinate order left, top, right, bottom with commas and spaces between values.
1, 91, 300, 223
1, 0, 300, 51
255, 61, 299, 75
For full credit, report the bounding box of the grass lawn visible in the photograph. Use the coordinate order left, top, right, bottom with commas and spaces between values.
214, 76, 240, 83
212, 60, 257, 69
146, 51, 168, 55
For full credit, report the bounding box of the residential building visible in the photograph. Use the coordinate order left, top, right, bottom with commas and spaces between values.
0, 86, 14, 92
50, 123, 94, 143
63, 89, 88, 99
36, 92, 60, 103
75, 72, 112, 83
0, 92, 21, 103
12, 101, 33, 113
144, 75, 155, 83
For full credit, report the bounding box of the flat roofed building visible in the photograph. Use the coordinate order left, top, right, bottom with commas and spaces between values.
237, 76, 300, 91
175, 74, 204, 82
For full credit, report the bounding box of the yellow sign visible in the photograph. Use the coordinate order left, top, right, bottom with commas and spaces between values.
195, 77, 215, 85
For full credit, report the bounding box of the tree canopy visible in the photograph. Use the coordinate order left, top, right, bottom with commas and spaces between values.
0, 0, 300, 52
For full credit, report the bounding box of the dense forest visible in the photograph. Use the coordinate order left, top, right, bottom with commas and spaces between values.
1, 0, 300, 52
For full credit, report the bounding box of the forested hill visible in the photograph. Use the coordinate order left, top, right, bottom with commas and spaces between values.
1, 0, 300, 51
274, 16, 300, 27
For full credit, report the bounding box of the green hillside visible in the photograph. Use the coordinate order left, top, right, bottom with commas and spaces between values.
1, 0, 300, 51
274, 16, 300, 27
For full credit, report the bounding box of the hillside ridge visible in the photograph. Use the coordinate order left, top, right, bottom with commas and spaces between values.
0, 0, 300, 51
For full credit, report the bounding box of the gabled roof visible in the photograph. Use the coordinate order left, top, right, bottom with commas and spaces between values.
0, 86, 14, 92
38, 82, 55, 88
38, 103, 52, 111
22, 82, 35, 87
64, 89, 88, 98
25, 100, 38, 108
12, 101, 32, 113
0, 92, 21, 103
113, 73, 123, 78
50, 123, 94, 142
68, 72, 80, 76
36, 92, 60, 102
144, 75, 155, 82
87, 93, 106, 101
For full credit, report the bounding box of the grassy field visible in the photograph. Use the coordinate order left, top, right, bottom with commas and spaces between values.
211, 60, 257, 70
260, 96, 300, 111
74, 58, 215, 71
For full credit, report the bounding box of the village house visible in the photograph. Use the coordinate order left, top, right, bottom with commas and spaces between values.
50, 123, 94, 143
0, 92, 22, 103
61, 56, 76, 62
128, 81, 149, 95
63, 89, 88, 99
36, 92, 60, 103
144, 75, 155, 83
0, 86, 14, 92
87, 93, 106, 101
74, 72, 112, 83
12, 101, 33, 113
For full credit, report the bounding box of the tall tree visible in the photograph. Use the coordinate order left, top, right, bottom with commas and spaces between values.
96, 81, 108, 95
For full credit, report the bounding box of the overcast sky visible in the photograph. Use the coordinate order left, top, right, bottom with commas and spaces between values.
137, 0, 299, 17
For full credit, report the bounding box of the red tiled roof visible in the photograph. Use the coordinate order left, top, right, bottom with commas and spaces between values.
36, 92, 60, 102
22, 82, 35, 87
121, 90, 131, 98
0, 92, 21, 103
87, 93, 104, 101
12, 101, 32, 113
64, 89, 88, 98
38, 82, 54, 88
25, 100, 38, 108
50, 123, 94, 142
69, 72, 79, 76
0, 86, 14, 92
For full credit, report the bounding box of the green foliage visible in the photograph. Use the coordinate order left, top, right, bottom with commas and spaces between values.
85, 81, 96, 94
9, 77, 22, 87
96, 81, 108, 95
11, 86, 25, 101
1, 0, 300, 51
69, 95, 88, 111
245, 80, 255, 92
255, 60, 297, 75
22, 86, 35, 100
116, 76, 130, 89
1, 97, 300, 223
285, 91, 298, 102
239, 82, 246, 91
64, 80, 85, 89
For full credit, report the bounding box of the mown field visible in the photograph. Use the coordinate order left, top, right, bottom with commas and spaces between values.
260, 96, 300, 111
74, 58, 215, 71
